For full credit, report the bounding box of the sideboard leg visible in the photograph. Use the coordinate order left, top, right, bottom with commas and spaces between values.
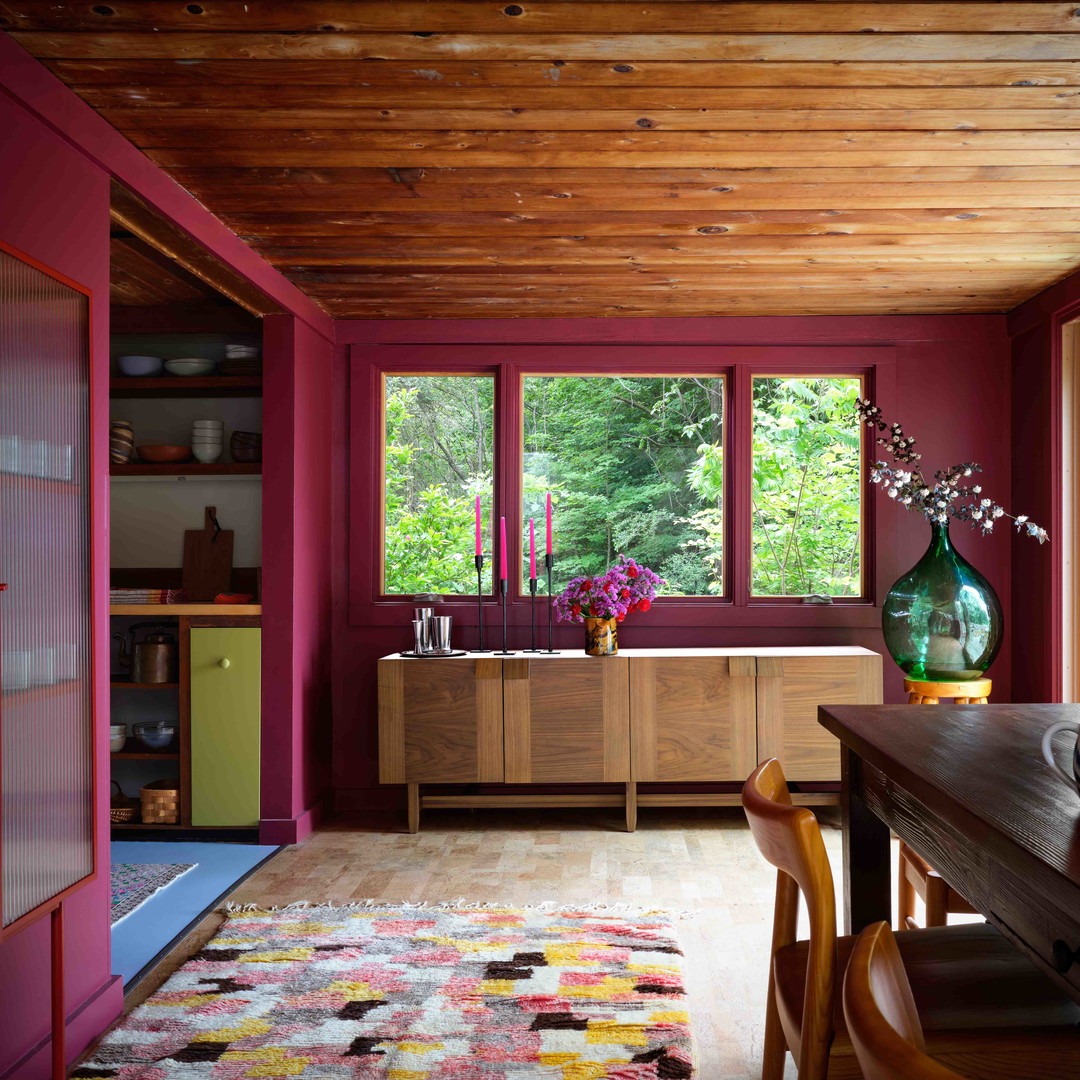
407, 783, 420, 834
625, 781, 637, 833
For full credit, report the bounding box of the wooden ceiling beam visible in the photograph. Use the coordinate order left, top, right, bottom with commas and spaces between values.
77, 85, 1080, 111
44, 59, 1080, 89
7, 3, 1080, 35
13, 31, 1080, 63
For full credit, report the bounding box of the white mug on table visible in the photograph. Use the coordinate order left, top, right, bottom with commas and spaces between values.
1042, 720, 1080, 792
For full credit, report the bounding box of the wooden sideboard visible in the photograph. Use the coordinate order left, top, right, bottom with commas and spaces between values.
378, 646, 882, 831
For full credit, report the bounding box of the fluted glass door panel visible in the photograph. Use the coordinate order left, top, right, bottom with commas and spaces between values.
0, 248, 93, 928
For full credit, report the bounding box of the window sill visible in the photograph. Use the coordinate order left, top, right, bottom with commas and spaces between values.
350, 600, 880, 629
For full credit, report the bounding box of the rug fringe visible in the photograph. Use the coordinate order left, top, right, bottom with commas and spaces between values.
223, 898, 697, 919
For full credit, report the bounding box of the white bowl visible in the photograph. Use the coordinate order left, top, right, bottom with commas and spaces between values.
191, 435, 223, 444
225, 346, 260, 357
192, 445, 222, 464
192, 420, 224, 429
117, 355, 164, 377
110, 734, 127, 753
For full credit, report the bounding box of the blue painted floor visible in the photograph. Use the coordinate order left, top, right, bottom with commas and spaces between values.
111, 840, 278, 987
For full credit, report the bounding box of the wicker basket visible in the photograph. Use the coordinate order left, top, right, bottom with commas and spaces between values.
140, 778, 180, 825
110, 780, 138, 824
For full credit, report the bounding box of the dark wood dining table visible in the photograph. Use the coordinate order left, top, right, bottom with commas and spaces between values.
818, 702, 1080, 1004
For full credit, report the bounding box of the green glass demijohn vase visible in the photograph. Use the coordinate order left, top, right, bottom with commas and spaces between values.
882, 519, 1002, 682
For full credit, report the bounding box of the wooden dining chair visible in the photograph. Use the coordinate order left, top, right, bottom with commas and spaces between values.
842, 921, 967, 1080
742, 758, 1080, 1080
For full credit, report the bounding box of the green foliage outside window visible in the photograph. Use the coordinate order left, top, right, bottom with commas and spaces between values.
382, 371, 863, 600
751, 377, 862, 597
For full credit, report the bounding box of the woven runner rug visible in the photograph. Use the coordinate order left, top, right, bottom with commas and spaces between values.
110, 862, 196, 925
76, 903, 694, 1079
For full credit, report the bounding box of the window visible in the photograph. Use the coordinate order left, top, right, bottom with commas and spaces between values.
751, 376, 863, 597
371, 357, 869, 608
382, 374, 493, 595
522, 375, 725, 595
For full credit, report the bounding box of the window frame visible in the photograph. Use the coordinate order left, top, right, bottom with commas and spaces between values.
746, 371, 869, 605
352, 344, 893, 628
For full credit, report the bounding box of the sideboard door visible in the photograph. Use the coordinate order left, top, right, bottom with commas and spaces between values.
630, 656, 757, 782
756, 653, 883, 782
503, 657, 630, 783
379, 658, 503, 783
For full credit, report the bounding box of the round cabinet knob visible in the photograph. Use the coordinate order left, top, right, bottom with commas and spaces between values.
218, 657, 231, 669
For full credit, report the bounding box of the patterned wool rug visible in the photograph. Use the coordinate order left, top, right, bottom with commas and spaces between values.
110, 862, 196, 925
76, 902, 694, 1078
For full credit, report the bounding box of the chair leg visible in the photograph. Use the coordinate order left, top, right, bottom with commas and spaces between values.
761, 972, 788, 1080
897, 847, 916, 931
924, 872, 949, 927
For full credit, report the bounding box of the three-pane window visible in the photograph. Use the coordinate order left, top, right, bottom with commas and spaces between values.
380, 369, 864, 602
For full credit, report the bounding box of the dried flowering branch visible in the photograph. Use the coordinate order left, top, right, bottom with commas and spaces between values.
553, 556, 665, 624
856, 399, 1048, 544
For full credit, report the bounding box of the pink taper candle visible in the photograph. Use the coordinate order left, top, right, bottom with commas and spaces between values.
499, 516, 508, 581
545, 492, 553, 554
529, 519, 537, 579
474, 495, 482, 557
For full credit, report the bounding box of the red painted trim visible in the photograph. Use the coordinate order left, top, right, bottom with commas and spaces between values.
259, 799, 324, 847
0, 240, 99, 947
351, 344, 896, 629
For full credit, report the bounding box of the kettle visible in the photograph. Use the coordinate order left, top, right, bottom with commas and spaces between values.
113, 622, 178, 684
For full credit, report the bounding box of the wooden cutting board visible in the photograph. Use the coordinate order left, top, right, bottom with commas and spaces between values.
182, 506, 234, 601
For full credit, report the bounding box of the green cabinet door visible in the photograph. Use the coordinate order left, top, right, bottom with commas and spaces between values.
190, 627, 261, 826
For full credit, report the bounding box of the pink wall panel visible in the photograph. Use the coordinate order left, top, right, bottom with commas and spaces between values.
260, 316, 334, 844
0, 94, 121, 1080
332, 314, 1013, 808
1006, 271, 1080, 703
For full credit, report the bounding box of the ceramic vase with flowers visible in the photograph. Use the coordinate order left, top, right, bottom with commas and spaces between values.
858, 399, 1047, 681
553, 557, 664, 655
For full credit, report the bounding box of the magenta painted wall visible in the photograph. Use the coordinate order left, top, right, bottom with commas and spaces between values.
332, 314, 1014, 809
0, 94, 122, 1079
260, 316, 335, 844
1006, 271, 1080, 703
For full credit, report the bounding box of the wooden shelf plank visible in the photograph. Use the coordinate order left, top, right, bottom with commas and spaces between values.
109, 603, 261, 615
110, 463, 261, 477
110, 751, 180, 760
110, 680, 180, 689
110, 375, 262, 398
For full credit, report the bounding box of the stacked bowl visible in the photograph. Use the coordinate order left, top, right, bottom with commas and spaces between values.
220, 345, 262, 378
109, 420, 134, 463
191, 419, 224, 463
230, 430, 262, 463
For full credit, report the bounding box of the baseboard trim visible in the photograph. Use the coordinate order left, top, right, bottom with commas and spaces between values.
259, 799, 324, 845
2, 973, 123, 1080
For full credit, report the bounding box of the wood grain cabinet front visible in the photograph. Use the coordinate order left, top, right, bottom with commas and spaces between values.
379, 658, 504, 784
630, 656, 758, 782
503, 657, 630, 784
756, 653, 883, 782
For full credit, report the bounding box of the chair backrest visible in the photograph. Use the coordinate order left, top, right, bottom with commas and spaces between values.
842, 922, 967, 1080
742, 759, 838, 1077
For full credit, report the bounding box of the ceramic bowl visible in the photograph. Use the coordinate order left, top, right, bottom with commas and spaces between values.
190, 435, 223, 444
192, 444, 222, 464
164, 358, 216, 377
133, 721, 177, 750
191, 420, 224, 430
116, 355, 164, 377
110, 733, 127, 753
137, 444, 191, 463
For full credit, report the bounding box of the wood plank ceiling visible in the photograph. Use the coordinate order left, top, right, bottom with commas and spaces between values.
5, 2, 1080, 319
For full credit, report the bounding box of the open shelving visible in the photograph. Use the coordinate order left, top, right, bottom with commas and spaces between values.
111, 463, 261, 478
110, 376, 261, 398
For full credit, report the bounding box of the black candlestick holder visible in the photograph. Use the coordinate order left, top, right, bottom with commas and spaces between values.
469, 554, 491, 653
523, 576, 543, 652
494, 577, 516, 655
543, 551, 560, 654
